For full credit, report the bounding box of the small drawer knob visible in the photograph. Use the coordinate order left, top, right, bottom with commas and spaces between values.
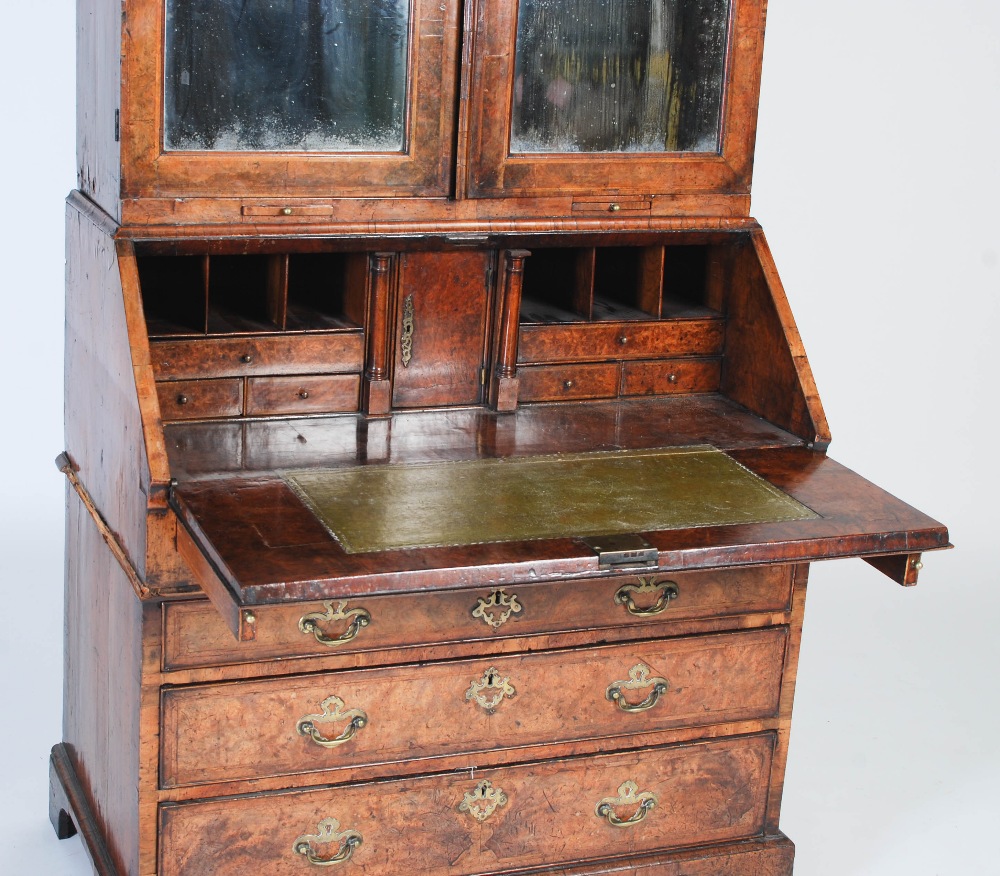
618, 336, 628, 346
667, 373, 678, 384
563, 380, 574, 390
608, 203, 621, 212
176, 394, 189, 405
298, 390, 310, 400
240, 354, 253, 364
281, 207, 293, 216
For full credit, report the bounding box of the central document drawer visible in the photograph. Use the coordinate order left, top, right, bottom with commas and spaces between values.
160, 627, 787, 788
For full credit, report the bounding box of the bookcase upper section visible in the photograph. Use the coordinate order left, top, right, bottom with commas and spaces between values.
79, 0, 768, 229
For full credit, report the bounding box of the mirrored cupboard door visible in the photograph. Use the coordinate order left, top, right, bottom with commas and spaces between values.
120, 0, 461, 200
463, 0, 766, 198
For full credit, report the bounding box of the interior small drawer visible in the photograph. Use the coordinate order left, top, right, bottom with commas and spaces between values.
159, 733, 774, 876
159, 626, 786, 788
157, 379, 243, 421
150, 333, 364, 381
162, 566, 794, 671
622, 357, 722, 396
246, 374, 360, 416
518, 362, 619, 401
518, 319, 724, 365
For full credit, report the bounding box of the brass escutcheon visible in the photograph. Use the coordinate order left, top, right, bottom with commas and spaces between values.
471, 588, 523, 630
614, 577, 680, 617
596, 781, 658, 828
458, 779, 508, 822
296, 695, 368, 749
299, 600, 372, 647
606, 663, 669, 713
400, 294, 415, 367
466, 667, 516, 712
293, 817, 363, 867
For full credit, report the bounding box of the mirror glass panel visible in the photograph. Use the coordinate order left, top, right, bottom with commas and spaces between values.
164, 0, 411, 152
512, 0, 730, 154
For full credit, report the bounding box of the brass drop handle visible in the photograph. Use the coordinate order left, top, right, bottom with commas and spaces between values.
299, 600, 372, 647
596, 781, 658, 828
606, 663, 669, 713
614, 578, 679, 617
293, 818, 362, 867
296, 695, 368, 749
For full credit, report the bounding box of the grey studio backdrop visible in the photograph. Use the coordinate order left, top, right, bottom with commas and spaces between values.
0, 2, 997, 874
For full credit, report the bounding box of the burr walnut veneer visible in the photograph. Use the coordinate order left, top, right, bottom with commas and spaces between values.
52, 1, 948, 875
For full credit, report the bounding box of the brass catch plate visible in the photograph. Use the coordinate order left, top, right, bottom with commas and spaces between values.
581, 534, 658, 568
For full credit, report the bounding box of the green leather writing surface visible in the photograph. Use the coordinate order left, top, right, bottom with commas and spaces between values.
285, 446, 817, 554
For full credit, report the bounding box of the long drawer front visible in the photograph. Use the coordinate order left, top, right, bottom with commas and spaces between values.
159, 733, 775, 876
160, 627, 786, 788
162, 565, 793, 670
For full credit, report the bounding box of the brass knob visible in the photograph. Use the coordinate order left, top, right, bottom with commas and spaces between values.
618, 336, 628, 346
240, 354, 253, 364
608, 203, 621, 212
176, 394, 189, 405
281, 207, 293, 216
563, 380, 574, 390
299, 390, 310, 400
667, 373, 678, 384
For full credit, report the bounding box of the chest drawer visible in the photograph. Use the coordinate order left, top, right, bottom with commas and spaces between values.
160, 627, 786, 788
159, 733, 774, 876
162, 566, 793, 670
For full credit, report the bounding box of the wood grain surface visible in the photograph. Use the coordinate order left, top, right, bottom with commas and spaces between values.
160, 628, 786, 787
159, 734, 775, 875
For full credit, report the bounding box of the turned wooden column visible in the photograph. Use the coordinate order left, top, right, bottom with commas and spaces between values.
362, 253, 394, 416
490, 249, 530, 411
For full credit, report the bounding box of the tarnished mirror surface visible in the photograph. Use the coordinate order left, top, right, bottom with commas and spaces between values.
164, 0, 411, 152
512, 0, 731, 154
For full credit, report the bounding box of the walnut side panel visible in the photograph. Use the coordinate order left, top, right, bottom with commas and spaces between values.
722, 232, 830, 447
77, 0, 122, 221
65, 201, 150, 575
62, 488, 146, 876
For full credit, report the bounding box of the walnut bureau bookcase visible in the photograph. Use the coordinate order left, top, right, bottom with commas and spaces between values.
51, 2, 949, 875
